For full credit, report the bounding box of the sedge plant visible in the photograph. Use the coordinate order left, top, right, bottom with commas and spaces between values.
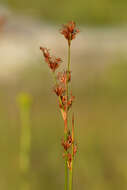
40, 21, 79, 190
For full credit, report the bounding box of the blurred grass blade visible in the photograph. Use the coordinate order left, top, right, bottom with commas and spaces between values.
17, 93, 32, 190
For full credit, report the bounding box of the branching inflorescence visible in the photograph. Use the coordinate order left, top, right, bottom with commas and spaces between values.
40, 21, 79, 190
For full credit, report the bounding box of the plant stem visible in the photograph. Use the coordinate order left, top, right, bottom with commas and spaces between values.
64, 116, 68, 190
65, 42, 71, 190
68, 43, 71, 72
64, 129, 68, 188
69, 113, 74, 190
69, 145, 74, 190
67, 41, 73, 190
65, 159, 68, 190
69, 168, 73, 190
67, 43, 71, 102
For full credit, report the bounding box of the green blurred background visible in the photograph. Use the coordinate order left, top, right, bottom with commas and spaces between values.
0, 0, 127, 190
1, 0, 127, 25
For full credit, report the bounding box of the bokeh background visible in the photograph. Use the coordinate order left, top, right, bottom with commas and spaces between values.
0, 0, 127, 190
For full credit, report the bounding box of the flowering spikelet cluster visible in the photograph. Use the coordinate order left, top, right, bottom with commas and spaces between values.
62, 128, 77, 170
40, 47, 62, 72
40, 21, 79, 189
60, 21, 79, 46
54, 71, 75, 113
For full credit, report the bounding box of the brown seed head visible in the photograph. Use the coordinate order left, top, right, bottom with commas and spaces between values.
48, 56, 62, 72
59, 95, 67, 110
40, 47, 50, 63
60, 21, 79, 45
57, 71, 71, 84
73, 144, 77, 156
40, 47, 62, 72
67, 153, 72, 170
67, 94, 75, 110
61, 139, 71, 151
54, 85, 65, 96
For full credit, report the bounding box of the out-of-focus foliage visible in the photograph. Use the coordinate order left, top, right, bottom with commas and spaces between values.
17, 93, 32, 190
0, 58, 127, 190
2, 0, 127, 25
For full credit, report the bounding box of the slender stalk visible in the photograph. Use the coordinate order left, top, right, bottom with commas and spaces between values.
65, 157, 68, 190
64, 40, 71, 190
66, 41, 71, 190
67, 42, 71, 103
65, 82, 68, 190
69, 153, 73, 190
69, 169, 73, 190
68, 42, 71, 72
64, 117, 68, 190
69, 113, 74, 190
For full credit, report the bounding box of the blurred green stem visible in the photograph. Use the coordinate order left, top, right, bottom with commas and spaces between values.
18, 94, 32, 190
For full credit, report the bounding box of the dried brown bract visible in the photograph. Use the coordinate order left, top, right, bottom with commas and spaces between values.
57, 71, 71, 84
54, 85, 65, 97
40, 47, 62, 72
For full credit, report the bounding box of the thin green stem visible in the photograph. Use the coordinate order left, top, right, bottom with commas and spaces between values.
65, 42, 71, 190
69, 168, 73, 190
66, 43, 71, 103
64, 42, 71, 190
68, 43, 71, 72
64, 117, 68, 190
67, 42, 73, 190
65, 155, 68, 190
69, 142, 74, 190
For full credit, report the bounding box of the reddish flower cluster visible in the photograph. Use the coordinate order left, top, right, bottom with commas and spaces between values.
62, 130, 77, 170
60, 21, 79, 45
67, 94, 75, 111
54, 85, 65, 97
73, 143, 77, 155
67, 146, 77, 170
40, 46, 75, 117
62, 131, 72, 151
67, 153, 72, 170
57, 71, 71, 84
40, 47, 62, 72
53, 71, 75, 113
